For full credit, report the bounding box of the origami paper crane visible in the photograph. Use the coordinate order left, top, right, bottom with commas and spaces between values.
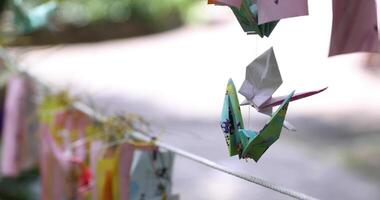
11, 0, 57, 34
208, 0, 308, 37
208, 0, 278, 37
329, 0, 379, 56
220, 79, 294, 161
231, 0, 278, 37
256, 0, 308, 24
239, 47, 327, 130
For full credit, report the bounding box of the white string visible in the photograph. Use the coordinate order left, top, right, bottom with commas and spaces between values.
248, 106, 251, 129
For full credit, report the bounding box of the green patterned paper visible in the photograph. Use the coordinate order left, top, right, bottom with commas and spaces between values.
242, 91, 295, 161
230, 0, 278, 37
220, 79, 245, 156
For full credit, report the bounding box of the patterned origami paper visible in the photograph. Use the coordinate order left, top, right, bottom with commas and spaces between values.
239, 47, 327, 130
94, 142, 177, 200
220, 79, 293, 161
95, 147, 120, 200
40, 113, 93, 200
38, 95, 95, 200
256, 0, 308, 24
1, 74, 39, 177
208, 0, 278, 37
94, 143, 149, 200
40, 121, 95, 200
90, 140, 104, 200
130, 149, 175, 200
329, 0, 379, 56
40, 125, 80, 200
230, 0, 278, 37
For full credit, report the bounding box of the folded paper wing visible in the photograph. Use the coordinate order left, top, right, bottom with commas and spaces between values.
241, 87, 328, 109
242, 91, 294, 162
257, 0, 308, 24
329, 0, 379, 56
221, 79, 245, 156
239, 47, 282, 108
240, 87, 327, 131
260, 87, 327, 109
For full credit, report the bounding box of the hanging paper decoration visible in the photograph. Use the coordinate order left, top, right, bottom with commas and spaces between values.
0, 61, 8, 134
130, 148, 175, 200
40, 125, 79, 200
94, 142, 146, 200
220, 47, 327, 161
95, 146, 119, 200
329, 0, 379, 56
1, 74, 39, 177
220, 79, 293, 161
230, 0, 278, 37
0, 84, 5, 135
256, 0, 308, 24
238, 47, 327, 130
94, 142, 177, 200
208, 0, 309, 37
38, 92, 95, 200
90, 140, 103, 200
208, 0, 278, 37
39, 123, 93, 200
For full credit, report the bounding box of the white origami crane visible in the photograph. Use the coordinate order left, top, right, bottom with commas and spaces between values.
239, 47, 327, 131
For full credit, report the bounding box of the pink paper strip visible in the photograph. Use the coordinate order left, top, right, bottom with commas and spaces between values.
119, 143, 135, 200
260, 87, 327, 109
208, 0, 242, 8
90, 140, 103, 200
1, 75, 28, 176
257, 0, 308, 24
329, 0, 379, 56
39, 124, 66, 200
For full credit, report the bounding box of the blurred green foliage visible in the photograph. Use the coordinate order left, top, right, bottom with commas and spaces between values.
50, 0, 194, 26
0, 0, 198, 44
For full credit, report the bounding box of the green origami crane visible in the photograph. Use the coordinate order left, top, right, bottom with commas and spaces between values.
220, 79, 294, 162
11, 0, 57, 34
230, 0, 278, 37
